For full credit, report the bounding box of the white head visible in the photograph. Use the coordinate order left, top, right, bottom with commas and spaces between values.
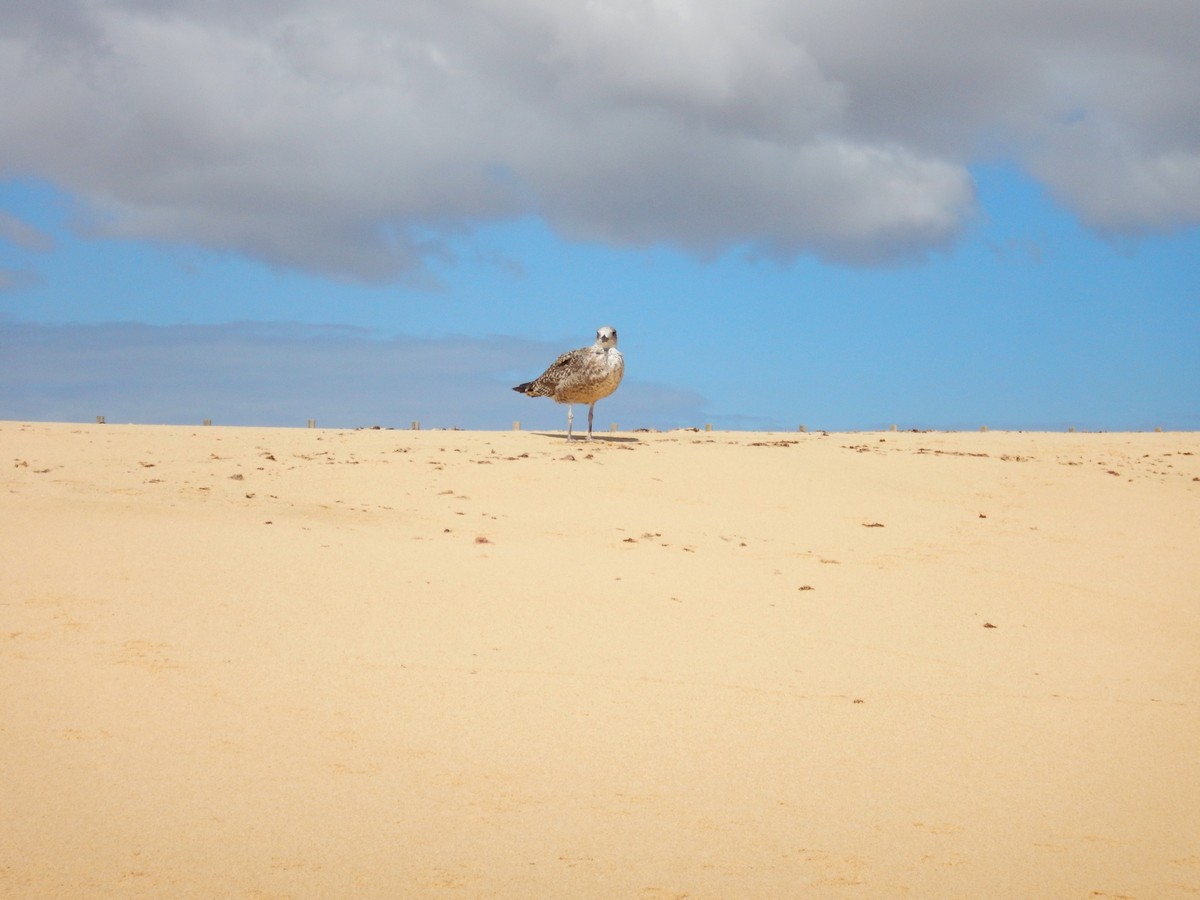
595, 325, 618, 349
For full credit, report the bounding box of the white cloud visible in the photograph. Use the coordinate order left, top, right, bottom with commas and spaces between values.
1, 0, 1196, 281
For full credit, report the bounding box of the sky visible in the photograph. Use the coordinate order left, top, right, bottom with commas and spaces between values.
2, 0, 1198, 432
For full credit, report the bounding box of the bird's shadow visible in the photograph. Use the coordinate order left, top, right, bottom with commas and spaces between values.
529, 432, 640, 443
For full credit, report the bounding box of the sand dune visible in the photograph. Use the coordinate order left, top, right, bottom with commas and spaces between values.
3, 421, 1198, 898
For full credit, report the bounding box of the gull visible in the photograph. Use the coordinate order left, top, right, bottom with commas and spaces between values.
513, 326, 625, 441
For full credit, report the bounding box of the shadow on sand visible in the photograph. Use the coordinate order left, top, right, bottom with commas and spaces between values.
529, 432, 641, 444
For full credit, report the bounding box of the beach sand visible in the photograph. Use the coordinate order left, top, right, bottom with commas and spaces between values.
3, 420, 1198, 898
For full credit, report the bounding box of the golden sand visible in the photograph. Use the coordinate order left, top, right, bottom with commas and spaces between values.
3, 421, 1198, 897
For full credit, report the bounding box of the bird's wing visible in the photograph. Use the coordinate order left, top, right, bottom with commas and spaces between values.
536, 348, 585, 384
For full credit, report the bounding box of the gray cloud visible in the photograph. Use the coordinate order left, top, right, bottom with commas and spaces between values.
0, 211, 56, 252
1, 1, 1196, 281
0, 267, 41, 291
0, 320, 705, 429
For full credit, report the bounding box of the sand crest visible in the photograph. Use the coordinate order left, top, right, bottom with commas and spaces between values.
3, 421, 1198, 898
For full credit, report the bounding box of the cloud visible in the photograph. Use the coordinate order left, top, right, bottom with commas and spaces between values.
0, 267, 41, 291
0, 211, 56, 252
0, 320, 703, 429
1, 1, 1196, 281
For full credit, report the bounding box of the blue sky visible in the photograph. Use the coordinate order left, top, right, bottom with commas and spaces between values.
2, 2, 1198, 431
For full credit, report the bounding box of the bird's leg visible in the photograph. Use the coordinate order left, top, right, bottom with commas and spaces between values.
566, 405, 574, 441
587, 403, 595, 440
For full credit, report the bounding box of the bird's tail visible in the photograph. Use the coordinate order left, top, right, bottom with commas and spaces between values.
513, 380, 546, 396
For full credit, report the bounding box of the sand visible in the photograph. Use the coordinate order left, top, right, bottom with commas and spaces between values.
2, 420, 1198, 898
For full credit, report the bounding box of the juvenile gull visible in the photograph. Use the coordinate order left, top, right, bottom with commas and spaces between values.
513, 325, 624, 441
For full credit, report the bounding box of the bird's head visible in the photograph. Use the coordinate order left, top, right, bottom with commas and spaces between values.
595, 326, 618, 349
